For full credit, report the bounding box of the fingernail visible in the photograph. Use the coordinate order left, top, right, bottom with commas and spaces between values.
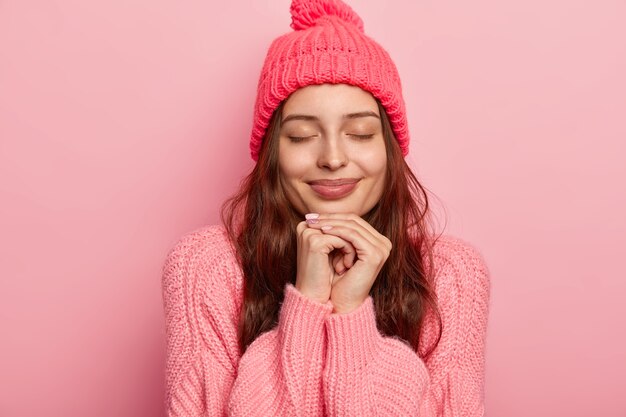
305, 213, 319, 220
306, 218, 319, 224
321, 225, 333, 231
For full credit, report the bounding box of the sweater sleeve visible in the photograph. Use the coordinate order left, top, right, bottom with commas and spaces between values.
162, 227, 333, 417
322, 297, 430, 416
419, 237, 492, 417
162, 229, 239, 416
227, 283, 333, 416
321, 237, 491, 417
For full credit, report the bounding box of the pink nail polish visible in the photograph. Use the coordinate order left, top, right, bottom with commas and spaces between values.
306, 218, 319, 224
321, 225, 332, 231
305, 213, 319, 220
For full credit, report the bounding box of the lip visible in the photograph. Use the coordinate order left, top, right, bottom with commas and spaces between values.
308, 178, 360, 199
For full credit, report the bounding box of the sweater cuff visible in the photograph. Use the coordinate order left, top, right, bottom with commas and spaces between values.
278, 284, 334, 342
325, 296, 380, 372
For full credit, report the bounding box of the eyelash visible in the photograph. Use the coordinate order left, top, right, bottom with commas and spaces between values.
287, 134, 374, 142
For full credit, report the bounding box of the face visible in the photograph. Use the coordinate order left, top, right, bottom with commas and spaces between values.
277, 83, 387, 216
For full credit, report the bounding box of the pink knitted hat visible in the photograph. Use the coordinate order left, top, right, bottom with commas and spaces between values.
249, 0, 410, 161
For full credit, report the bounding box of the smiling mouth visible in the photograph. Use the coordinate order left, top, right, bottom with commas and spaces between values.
308, 179, 360, 199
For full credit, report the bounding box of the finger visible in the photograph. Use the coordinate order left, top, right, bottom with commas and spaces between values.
331, 245, 355, 272
297, 220, 307, 233
321, 225, 390, 269
306, 231, 358, 258
297, 220, 313, 236
332, 253, 346, 274
311, 214, 392, 251
319, 224, 374, 254
309, 218, 379, 248
334, 236, 357, 263
343, 249, 355, 269
298, 221, 323, 251
300, 220, 359, 265
315, 213, 381, 239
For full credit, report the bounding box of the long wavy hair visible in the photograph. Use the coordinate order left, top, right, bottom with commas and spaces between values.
221, 96, 444, 358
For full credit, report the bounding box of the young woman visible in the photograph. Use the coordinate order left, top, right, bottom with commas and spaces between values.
162, 0, 491, 416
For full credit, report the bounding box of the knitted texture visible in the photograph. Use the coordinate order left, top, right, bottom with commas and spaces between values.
161, 224, 491, 416
249, 0, 410, 161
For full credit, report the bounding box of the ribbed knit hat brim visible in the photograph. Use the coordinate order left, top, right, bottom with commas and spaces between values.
250, 0, 409, 161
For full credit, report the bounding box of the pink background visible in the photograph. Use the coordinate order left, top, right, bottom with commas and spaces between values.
1, 0, 625, 416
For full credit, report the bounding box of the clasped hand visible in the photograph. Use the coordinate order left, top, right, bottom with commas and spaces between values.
295, 213, 392, 314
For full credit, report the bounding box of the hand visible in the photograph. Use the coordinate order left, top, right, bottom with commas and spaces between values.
305, 213, 392, 314
294, 219, 358, 305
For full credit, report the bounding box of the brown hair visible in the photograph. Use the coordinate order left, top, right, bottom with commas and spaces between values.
221, 97, 443, 358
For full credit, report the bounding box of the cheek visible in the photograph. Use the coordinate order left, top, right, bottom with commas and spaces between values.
278, 145, 296, 176
371, 154, 387, 176
358, 143, 387, 178
279, 159, 300, 183
278, 146, 314, 179
278, 161, 304, 200
362, 152, 387, 203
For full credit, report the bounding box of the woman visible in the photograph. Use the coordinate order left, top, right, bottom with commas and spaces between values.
162, 0, 491, 416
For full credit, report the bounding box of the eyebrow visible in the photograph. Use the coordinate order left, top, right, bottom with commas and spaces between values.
281, 111, 380, 124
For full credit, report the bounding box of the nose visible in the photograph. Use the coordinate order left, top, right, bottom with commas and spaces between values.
317, 135, 348, 170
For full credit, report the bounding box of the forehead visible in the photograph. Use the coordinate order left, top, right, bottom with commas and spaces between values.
282, 83, 379, 118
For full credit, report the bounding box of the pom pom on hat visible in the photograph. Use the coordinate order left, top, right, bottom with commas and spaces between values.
290, 0, 364, 31
249, 0, 410, 161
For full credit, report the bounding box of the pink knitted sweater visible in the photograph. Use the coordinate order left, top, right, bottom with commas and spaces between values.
161, 224, 491, 416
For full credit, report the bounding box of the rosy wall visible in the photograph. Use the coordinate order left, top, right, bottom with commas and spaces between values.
1, 0, 624, 416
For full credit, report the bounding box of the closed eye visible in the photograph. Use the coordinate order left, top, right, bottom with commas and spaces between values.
287, 136, 313, 143
287, 134, 374, 142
